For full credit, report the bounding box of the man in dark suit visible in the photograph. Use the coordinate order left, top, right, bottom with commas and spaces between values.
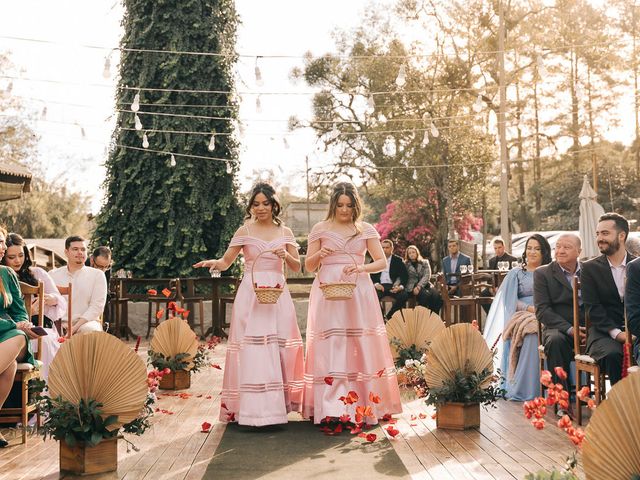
582, 213, 636, 385
534, 234, 584, 397
488, 237, 518, 270
442, 239, 471, 296
371, 239, 408, 320
623, 257, 640, 364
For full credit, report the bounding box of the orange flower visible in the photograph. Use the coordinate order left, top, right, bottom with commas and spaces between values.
339, 390, 359, 405
162, 288, 172, 298
339, 414, 351, 423
587, 399, 596, 410
365, 433, 377, 443
156, 309, 165, 319
369, 392, 381, 404
385, 426, 400, 438
147, 289, 158, 296
554, 366, 568, 380
577, 386, 591, 399
182, 310, 190, 319
324, 376, 334, 385
418, 413, 427, 419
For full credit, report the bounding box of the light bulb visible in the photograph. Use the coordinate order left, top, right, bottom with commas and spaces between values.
134, 114, 143, 131
422, 130, 430, 146
226, 162, 232, 174
208, 133, 216, 151
283, 137, 289, 149
254, 58, 264, 87
367, 95, 375, 113
395, 64, 407, 87
463, 167, 468, 177
412, 169, 418, 181
255, 95, 262, 113
142, 133, 149, 149
537, 54, 547, 77
131, 92, 140, 112
378, 113, 387, 123
170, 154, 176, 167
430, 122, 439, 138
473, 94, 483, 113
103, 56, 111, 79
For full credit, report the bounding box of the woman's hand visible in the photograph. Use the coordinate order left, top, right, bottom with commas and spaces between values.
15, 321, 39, 339
193, 259, 218, 270
343, 264, 364, 275
318, 247, 334, 259
272, 247, 288, 260
44, 293, 57, 306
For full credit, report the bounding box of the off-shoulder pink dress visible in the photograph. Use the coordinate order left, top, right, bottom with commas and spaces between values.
220, 230, 304, 426
302, 223, 402, 423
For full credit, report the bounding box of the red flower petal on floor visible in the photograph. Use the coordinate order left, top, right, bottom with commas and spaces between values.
226, 412, 236, 422
333, 424, 343, 434
409, 423, 417, 426
418, 413, 427, 419
221, 402, 227, 410
346, 391, 359, 404
324, 376, 334, 385
365, 433, 377, 442
350, 425, 363, 435
162, 288, 172, 298
410, 414, 417, 421
57, 337, 66, 343
369, 392, 381, 404
211, 364, 222, 370
386, 425, 400, 438
554, 366, 568, 380
381, 413, 392, 422
357, 432, 367, 438
147, 289, 157, 296
377, 369, 384, 377
201, 422, 212, 433
339, 414, 351, 423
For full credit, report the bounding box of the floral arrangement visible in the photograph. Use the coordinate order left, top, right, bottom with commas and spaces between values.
422, 366, 506, 408
148, 335, 220, 374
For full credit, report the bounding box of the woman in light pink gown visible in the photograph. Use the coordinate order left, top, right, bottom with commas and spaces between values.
303, 182, 402, 423
194, 183, 304, 426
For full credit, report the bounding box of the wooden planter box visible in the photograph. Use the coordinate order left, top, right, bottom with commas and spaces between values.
59, 436, 118, 475
159, 370, 191, 390
436, 402, 480, 430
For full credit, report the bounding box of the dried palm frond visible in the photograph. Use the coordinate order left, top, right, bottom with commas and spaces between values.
582, 373, 640, 480
149, 316, 199, 367
48, 332, 148, 430
386, 307, 445, 360
424, 323, 494, 390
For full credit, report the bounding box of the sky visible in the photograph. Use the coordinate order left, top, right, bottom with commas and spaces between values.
0, 0, 373, 212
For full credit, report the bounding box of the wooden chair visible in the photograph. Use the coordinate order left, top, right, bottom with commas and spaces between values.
573, 277, 606, 425
110, 281, 131, 339
146, 279, 178, 338
437, 274, 477, 326
55, 283, 73, 337
0, 281, 44, 444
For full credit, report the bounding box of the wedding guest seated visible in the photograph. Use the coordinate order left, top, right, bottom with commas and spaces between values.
442, 239, 471, 296
404, 245, 442, 313
371, 239, 408, 320
488, 237, 518, 270
0, 227, 37, 448
483, 234, 551, 401
49, 236, 106, 335
2, 233, 66, 381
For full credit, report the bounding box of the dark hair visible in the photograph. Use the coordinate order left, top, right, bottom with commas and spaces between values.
325, 182, 363, 232
447, 239, 459, 246
244, 182, 282, 226
382, 239, 394, 248
65, 235, 86, 249
404, 245, 424, 263
92, 246, 112, 259
599, 212, 629, 242
2, 233, 38, 286
492, 237, 505, 246
522, 234, 552, 266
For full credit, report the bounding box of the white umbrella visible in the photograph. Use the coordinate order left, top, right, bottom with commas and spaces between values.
579, 175, 605, 259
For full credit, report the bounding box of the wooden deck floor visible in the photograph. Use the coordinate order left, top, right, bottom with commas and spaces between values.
0, 340, 584, 480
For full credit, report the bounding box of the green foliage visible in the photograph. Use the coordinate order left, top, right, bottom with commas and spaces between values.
147, 350, 192, 372
390, 338, 423, 368
93, 0, 242, 277
423, 368, 506, 407
39, 397, 119, 447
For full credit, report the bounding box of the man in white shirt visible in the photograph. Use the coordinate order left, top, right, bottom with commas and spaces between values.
49, 236, 107, 335
581, 213, 636, 385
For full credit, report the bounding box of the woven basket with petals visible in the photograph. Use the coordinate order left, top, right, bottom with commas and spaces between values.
252, 249, 285, 304
318, 251, 358, 301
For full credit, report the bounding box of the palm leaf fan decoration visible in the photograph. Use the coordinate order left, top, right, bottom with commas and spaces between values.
582, 373, 640, 480
48, 332, 148, 431
424, 323, 494, 390
386, 306, 445, 360
150, 316, 199, 369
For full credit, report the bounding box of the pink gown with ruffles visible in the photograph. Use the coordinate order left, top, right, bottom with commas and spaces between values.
220, 232, 305, 426
302, 223, 402, 423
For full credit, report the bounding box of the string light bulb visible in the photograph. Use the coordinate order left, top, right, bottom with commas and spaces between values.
412, 169, 418, 180
142, 132, 149, 149
226, 162, 232, 174
134, 113, 143, 131
170, 154, 176, 167
422, 130, 430, 146
208, 133, 216, 151
131, 91, 140, 112
536, 54, 547, 77
255, 95, 262, 113
430, 121, 439, 138
395, 64, 407, 88
473, 94, 483, 113
103, 56, 111, 79
463, 166, 468, 177
378, 113, 387, 123
254, 57, 264, 86
366, 95, 375, 113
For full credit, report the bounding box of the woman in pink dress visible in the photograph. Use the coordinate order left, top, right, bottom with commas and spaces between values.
303, 182, 402, 423
194, 183, 304, 426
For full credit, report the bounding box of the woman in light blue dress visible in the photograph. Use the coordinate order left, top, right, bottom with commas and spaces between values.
483, 234, 551, 401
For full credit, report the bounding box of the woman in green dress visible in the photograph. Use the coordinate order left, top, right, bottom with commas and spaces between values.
0, 227, 36, 447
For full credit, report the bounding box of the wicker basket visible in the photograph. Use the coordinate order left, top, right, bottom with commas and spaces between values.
252, 249, 285, 304
318, 251, 358, 301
